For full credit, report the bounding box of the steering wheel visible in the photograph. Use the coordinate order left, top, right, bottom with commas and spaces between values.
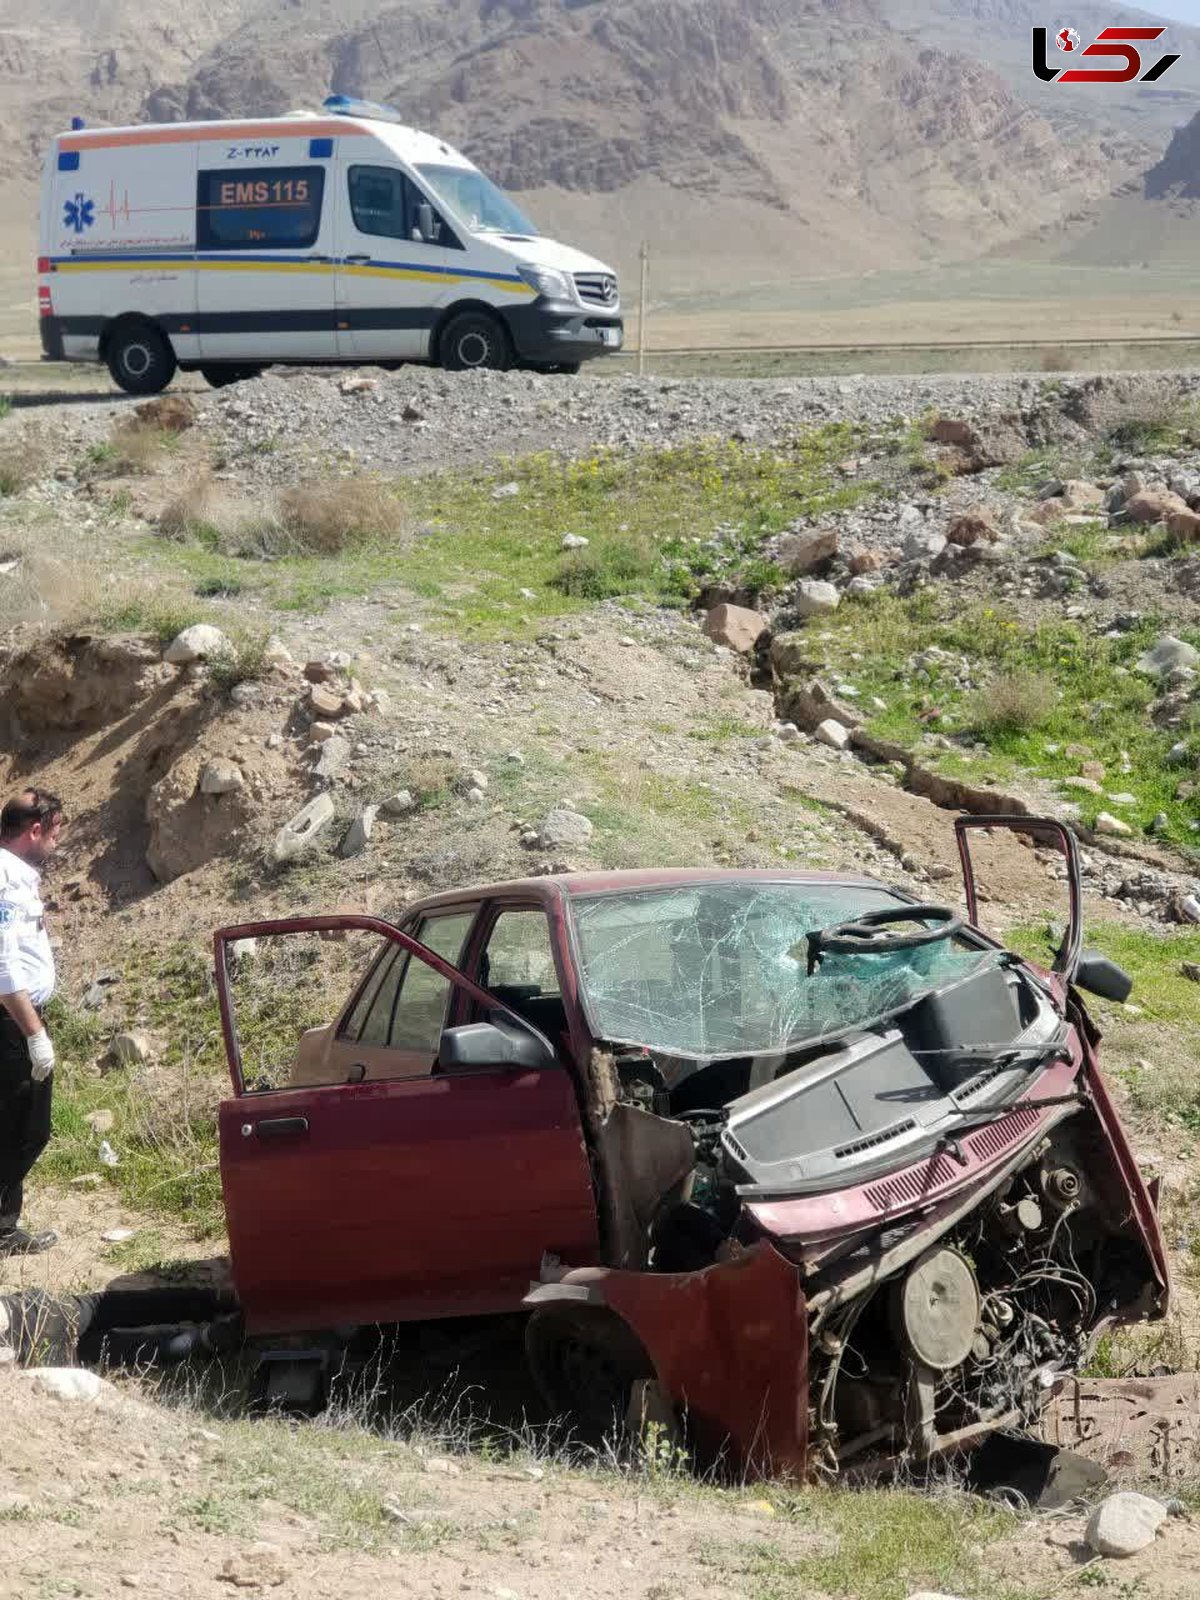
805, 905, 965, 974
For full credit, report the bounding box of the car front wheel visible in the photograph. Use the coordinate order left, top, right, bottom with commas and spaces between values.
439, 311, 513, 373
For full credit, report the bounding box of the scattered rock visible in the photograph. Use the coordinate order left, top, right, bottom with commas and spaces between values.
1182, 962, 1200, 983
1057, 479, 1105, 511
309, 721, 337, 744
1136, 636, 1199, 679
84, 1109, 115, 1135
379, 789, 417, 818
1166, 508, 1200, 542
702, 603, 768, 654
164, 624, 232, 666
308, 683, 346, 720
776, 527, 839, 573
0, 1491, 32, 1514
1063, 777, 1103, 795
793, 580, 840, 618
847, 545, 884, 575
199, 760, 244, 796
1085, 1491, 1167, 1558
270, 793, 337, 865
339, 374, 378, 395
423, 1457, 463, 1477
108, 1032, 151, 1068
1124, 488, 1190, 525
561, 533, 589, 551
903, 528, 947, 562
313, 735, 350, 780
102, 1227, 135, 1244
340, 805, 379, 859
536, 808, 594, 849
263, 635, 293, 668
1095, 812, 1133, 838
815, 718, 852, 751
217, 1543, 289, 1589
27, 1368, 108, 1403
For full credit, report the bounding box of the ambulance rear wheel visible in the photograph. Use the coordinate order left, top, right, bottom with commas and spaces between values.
106, 321, 176, 396
439, 311, 513, 373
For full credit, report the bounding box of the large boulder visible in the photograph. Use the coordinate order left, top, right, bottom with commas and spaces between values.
1124, 489, 1189, 525
164, 623, 233, 665
793, 580, 840, 618
776, 528, 839, 574
1085, 1491, 1167, 1558
702, 603, 767, 654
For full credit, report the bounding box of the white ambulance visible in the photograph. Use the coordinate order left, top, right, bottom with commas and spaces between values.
38, 95, 623, 393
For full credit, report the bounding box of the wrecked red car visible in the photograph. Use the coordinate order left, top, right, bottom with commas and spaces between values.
212, 815, 1168, 1479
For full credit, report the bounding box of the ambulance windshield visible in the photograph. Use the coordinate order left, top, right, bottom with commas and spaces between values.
416, 164, 539, 237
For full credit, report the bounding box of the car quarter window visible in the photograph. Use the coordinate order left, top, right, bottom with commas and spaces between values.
480, 910, 559, 994
477, 909, 570, 1053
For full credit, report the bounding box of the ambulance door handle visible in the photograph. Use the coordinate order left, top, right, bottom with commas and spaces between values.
345, 254, 372, 265
310, 254, 332, 263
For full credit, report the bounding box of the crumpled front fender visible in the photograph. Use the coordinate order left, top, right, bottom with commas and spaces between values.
526, 1240, 808, 1478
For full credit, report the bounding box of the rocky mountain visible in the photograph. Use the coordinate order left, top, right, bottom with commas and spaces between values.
0, 0, 1194, 337
122, 0, 1168, 290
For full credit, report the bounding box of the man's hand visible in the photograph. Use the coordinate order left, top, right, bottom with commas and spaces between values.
26, 1028, 54, 1082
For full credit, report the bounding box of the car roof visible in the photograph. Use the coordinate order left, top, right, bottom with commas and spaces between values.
406, 867, 895, 917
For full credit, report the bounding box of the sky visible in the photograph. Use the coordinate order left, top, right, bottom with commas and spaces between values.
1144, 0, 1200, 24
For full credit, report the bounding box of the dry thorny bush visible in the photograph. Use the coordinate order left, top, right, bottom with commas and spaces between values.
159, 473, 407, 558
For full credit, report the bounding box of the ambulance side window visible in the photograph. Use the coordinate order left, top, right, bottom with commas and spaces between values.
348, 165, 461, 250
348, 166, 412, 241
197, 167, 325, 251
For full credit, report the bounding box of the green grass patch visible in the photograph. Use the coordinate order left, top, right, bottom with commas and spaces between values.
151, 430, 890, 634
808, 591, 1200, 847
1010, 921, 1200, 1131
710, 1486, 1024, 1600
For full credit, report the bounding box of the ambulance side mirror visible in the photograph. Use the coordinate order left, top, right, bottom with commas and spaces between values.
416, 202, 437, 243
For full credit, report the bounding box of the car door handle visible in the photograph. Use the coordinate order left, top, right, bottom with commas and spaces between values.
254, 1117, 309, 1142
344, 254, 372, 265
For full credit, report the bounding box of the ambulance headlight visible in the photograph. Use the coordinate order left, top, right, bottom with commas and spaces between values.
516, 265, 574, 302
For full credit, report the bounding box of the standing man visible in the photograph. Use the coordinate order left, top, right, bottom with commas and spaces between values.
0, 788, 63, 1257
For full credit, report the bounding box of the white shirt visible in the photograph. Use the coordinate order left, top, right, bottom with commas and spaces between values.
0, 848, 55, 1007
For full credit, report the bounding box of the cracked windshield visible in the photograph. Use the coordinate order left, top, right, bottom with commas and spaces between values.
571, 883, 996, 1058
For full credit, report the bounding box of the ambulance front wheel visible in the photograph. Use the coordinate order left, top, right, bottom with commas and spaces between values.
438, 311, 513, 373
106, 320, 177, 396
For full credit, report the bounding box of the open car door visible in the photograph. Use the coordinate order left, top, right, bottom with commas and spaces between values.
955, 813, 1083, 980
213, 914, 600, 1335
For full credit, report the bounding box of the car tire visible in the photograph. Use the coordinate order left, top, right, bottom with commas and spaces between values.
106, 320, 177, 395
525, 1305, 654, 1440
201, 365, 263, 389
439, 311, 513, 373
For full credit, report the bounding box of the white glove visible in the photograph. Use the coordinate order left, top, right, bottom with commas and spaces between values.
27, 1029, 55, 1082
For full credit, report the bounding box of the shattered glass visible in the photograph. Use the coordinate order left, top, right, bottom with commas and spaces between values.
570, 883, 1000, 1059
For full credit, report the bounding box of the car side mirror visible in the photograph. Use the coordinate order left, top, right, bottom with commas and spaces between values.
438, 1021, 554, 1073
1074, 951, 1133, 1004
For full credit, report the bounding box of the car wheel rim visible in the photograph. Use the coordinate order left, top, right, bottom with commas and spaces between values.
458, 331, 490, 367
123, 344, 152, 378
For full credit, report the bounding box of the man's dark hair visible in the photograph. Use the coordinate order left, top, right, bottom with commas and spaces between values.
0, 788, 63, 842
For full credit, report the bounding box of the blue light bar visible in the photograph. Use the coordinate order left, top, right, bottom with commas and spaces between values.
322, 94, 405, 124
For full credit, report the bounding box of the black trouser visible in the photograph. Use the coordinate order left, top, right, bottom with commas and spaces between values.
0, 1011, 51, 1236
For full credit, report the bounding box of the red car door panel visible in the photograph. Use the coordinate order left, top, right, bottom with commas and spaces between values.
215, 915, 600, 1335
